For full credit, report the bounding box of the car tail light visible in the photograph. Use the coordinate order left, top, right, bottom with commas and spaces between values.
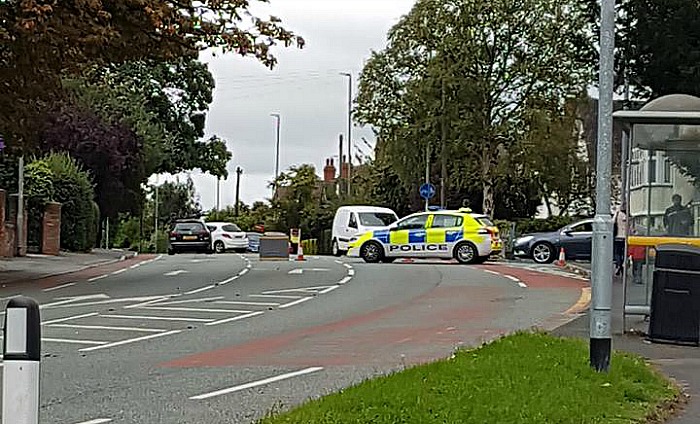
170, 232, 177, 237
222, 234, 232, 239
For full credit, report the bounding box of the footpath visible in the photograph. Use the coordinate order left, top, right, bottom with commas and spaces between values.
558, 262, 700, 423
0, 249, 137, 286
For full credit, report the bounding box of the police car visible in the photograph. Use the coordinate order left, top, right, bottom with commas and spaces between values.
347, 208, 494, 264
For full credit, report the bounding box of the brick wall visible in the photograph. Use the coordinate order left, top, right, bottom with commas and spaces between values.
41, 202, 61, 255
0, 191, 30, 257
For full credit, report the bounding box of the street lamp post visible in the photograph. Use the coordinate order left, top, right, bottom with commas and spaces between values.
340, 72, 352, 196
271, 113, 281, 191
235, 167, 243, 217
590, 0, 616, 372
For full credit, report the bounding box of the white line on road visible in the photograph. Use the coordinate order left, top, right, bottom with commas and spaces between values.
504, 275, 520, 282
73, 418, 112, 424
239, 268, 249, 276
144, 306, 252, 314
164, 270, 188, 276
130, 263, 142, 269
288, 268, 303, 275
249, 294, 302, 300
319, 286, 339, 295
334, 260, 343, 264
343, 263, 352, 269
262, 285, 336, 295
124, 296, 171, 309
103, 314, 214, 323
518, 282, 528, 288
111, 269, 127, 275
79, 330, 182, 352
41, 294, 109, 309
205, 311, 265, 326
190, 367, 324, 400
184, 285, 216, 295
43, 338, 107, 346
88, 275, 108, 282
246, 263, 252, 269
43, 283, 76, 292
483, 270, 500, 275
214, 301, 280, 307
337, 276, 352, 285
156, 296, 225, 306
48, 324, 167, 333
278, 297, 313, 309
218, 275, 239, 285
347, 269, 355, 276
42, 312, 99, 325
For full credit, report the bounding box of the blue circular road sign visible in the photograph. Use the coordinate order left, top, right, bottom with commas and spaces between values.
419, 183, 436, 200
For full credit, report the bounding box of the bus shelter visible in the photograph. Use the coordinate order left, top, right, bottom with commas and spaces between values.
614, 94, 700, 332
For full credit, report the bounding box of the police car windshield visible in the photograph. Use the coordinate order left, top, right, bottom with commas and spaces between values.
359, 212, 397, 227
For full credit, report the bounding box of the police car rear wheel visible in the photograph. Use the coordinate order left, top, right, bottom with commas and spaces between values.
455, 242, 478, 264
360, 241, 383, 263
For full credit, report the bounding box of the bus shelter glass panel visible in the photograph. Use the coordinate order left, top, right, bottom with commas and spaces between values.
624, 122, 700, 331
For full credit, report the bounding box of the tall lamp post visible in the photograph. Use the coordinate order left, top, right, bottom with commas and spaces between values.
340, 72, 352, 196
270, 113, 281, 192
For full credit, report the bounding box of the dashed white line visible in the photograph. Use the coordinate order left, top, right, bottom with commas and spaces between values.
190, 367, 324, 400
239, 268, 249, 276
214, 301, 280, 307
343, 263, 352, 269
43, 338, 107, 346
130, 263, 142, 269
111, 269, 127, 275
48, 324, 167, 333
156, 296, 225, 306
334, 260, 343, 265
184, 285, 216, 295
164, 270, 188, 276
338, 276, 352, 285
483, 270, 500, 275
504, 275, 520, 282
124, 297, 171, 309
103, 314, 214, 323
218, 276, 239, 285
88, 275, 108, 282
43, 282, 76, 292
42, 312, 99, 325
74, 418, 112, 424
249, 294, 302, 300
278, 297, 314, 309
205, 311, 265, 326
79, 330, 182, 352
347, 269, 355, 276
144, 306, 252, 314
518, 282, 528, 288
319, 285, 340, 295
246, 263, 252, 269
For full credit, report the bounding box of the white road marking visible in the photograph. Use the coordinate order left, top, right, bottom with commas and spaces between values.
334, 260, 343, 264
249, 294, 302, 300
48, 324, 167, 333
218, 275, 240, 285
0, 295, 20, 301
518, 282, 528, 288
483, 270, 500, 275
47, 296, 164, 309
246, 263, 252, 269
144, 306, 252, 314
214, 301, 280, 307
111, 269, 127, 275
504, 275, 520, 282
41, 294, 110, 309
130, 263, 142, 269
347, 269, 355, 276
103, 314, 214, 323
288, 268, 303, 275
183, 285, 216, 295
239, 268, 249, 276
337, 276, 352, 285
43, 283, 76, 292
164, 270, 188, 276
190, 367, 324, 400
43, 338, 107, 346
79, 330, 182, 352
319, 286, 339, 294
88, 275, 108, 282
278, 297, 313, 309
262, 285, 337, 295
74, 419, 112, 424
343, 263, 352, 269
205, 311, 265, 326
42, 312, 99, 325
124, 296, 171, 309
155, 296, 225, 306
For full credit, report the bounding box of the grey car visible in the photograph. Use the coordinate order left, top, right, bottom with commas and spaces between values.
513, 219, 593, 264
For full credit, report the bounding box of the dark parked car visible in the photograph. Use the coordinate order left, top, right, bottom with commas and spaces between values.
168, 220, 212, 255
247, 232, 262, 253
513, 219, 593, 264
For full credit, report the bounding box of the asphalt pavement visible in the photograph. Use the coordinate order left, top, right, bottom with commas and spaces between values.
0, 253, 588, 423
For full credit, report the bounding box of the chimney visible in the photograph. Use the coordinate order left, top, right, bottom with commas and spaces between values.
340, 155, 350, 179
323, 158, 336, 182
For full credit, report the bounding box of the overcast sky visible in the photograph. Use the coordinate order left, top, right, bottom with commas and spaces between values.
153, 0, 416, 210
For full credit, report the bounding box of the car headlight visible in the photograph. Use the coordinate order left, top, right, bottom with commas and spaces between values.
516, 236, 534, 244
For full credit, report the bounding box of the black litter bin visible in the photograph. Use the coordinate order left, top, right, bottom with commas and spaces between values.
648, 244, 700, 346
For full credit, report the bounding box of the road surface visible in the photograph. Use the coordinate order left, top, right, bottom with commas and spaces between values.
0, 253, 588, 423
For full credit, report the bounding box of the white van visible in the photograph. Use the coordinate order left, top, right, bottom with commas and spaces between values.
331, 206, 399, 256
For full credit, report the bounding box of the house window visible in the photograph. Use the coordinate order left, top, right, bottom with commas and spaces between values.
649, 156, 657, 183
664, 157, 671, 183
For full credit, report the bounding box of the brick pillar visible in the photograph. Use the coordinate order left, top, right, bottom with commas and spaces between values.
323, 158, 336, 182
42, 202, 61, 255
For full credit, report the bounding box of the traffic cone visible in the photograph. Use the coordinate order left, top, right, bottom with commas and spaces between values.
296, 242, 305, 262
556, 248, 566, 267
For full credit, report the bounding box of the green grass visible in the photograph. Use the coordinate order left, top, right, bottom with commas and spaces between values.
259, 332, 680, 424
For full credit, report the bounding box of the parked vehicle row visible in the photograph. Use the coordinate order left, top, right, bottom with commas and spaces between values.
167, 219, 262, 255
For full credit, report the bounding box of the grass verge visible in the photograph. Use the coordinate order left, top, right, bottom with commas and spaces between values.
260, 332, 680, 424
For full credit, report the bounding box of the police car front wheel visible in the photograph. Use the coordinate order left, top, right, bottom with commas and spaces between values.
454, 242, 479, 265
360, 241, 384, 263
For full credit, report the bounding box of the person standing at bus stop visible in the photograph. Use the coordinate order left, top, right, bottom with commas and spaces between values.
664, 194, 693, 236
613, 206, 627, 276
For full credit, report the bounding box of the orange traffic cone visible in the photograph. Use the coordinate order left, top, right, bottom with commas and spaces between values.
556, 248, 566, 267
296, 242, 305, 262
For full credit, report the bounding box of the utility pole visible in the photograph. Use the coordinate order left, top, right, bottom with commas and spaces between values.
235, 167, 243, 217
620, 67, 631, 211
216, 177, 221, 211
425, 144, 430, 212
590, 0, 616, 373
341, 73, 353, 197
339, 134, 344, 197
270, 113, 281, 193
440, 59, 448, 209
154, 178, 159, 253
16, 156, 24, 256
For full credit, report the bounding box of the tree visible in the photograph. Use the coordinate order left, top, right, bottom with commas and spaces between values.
356, 0, 592, 215
0, 0, 304, 150
156, 177, 202, 227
